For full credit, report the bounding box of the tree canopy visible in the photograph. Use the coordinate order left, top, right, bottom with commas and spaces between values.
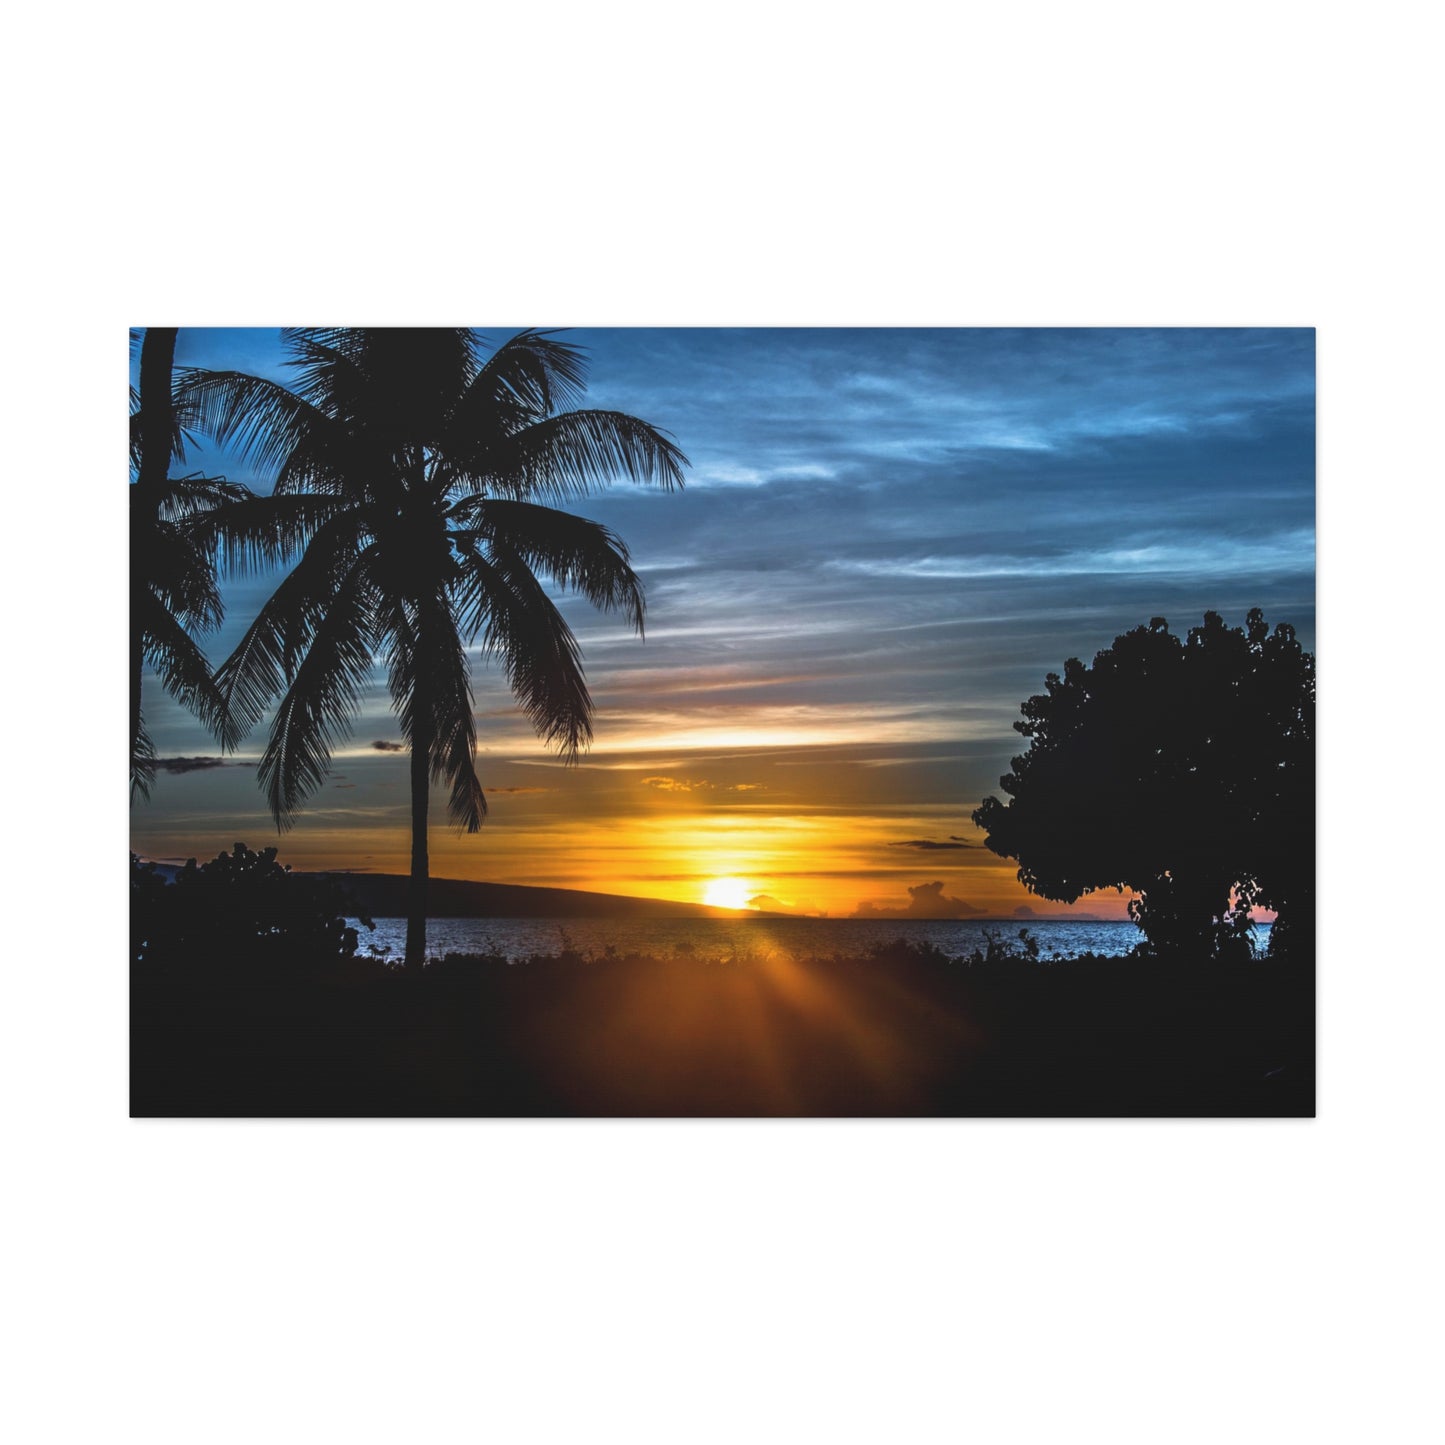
972, 610, 1314, 958
179, 328, 686, 966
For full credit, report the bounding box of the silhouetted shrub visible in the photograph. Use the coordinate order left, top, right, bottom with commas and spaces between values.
131, 843, 371, 973
973, 610, 1314, 959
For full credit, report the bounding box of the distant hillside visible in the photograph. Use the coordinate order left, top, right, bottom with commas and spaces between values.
310, 872, 761, 921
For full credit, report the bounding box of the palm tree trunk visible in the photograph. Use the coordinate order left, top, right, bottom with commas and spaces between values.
138, 327, 177, 490
133, 327, 177, 763
405, 674, 431, 970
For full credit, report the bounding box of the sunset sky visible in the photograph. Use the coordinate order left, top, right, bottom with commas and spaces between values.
130, 328, 1315, 919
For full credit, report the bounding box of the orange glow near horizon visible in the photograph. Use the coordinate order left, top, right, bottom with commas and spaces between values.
127, 731, 1138, 921
132, 786, 1135, 923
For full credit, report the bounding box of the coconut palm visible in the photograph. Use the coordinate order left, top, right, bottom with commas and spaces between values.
131, 327, 255, 799
181, 328, 686, 966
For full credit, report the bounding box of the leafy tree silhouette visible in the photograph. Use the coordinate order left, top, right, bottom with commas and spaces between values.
131, 844, 367, 972
972, 610, 1314, 958
180, 329, 686, 967
130, 328, 255, 798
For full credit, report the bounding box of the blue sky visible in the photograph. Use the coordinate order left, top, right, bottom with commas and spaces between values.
133, 327, 1315, 916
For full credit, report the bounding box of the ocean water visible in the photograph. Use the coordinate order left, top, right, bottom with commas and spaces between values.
346, 914, 1274, 963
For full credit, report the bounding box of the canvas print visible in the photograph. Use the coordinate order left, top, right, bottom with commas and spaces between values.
130, 327, 1315, 1117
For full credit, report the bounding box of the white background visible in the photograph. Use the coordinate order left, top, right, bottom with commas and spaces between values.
3, 3, 1440, 1442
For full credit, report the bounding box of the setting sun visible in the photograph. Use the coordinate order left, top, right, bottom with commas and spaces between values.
703, 877, 756, 911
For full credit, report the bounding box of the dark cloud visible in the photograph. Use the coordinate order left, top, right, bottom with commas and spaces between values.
748, 893, 827, 917
851, 881, 986, 920
154, 756, 236, 774
890, 839, 971, 851
371, 740, 405, 752
486, 787, 552, 795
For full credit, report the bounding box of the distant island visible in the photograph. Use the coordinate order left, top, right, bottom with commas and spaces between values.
138, 859, 1112, 924
302, 872, 1107, 923
309, 872, 774, 921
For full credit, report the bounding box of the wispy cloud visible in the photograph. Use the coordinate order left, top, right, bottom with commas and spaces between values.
642, 776, 714, 793
826, 530, 1315, 582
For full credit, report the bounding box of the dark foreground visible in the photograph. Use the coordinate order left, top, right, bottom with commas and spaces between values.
131, 939, 1314, 1118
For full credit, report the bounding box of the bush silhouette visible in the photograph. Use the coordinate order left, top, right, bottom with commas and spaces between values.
972, 610, 1314, 958
131, 843, 369, 973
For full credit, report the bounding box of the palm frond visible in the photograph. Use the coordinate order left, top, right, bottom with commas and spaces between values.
176, 368, 335, 480
427, 605, 486, 833
436, 333, 588, 486
152, 475, 253, 522
139, 520, 225, 633
440, 724, 487, 832
132, 719, 156, 802
188, 492, 355, 577
273, 426, 377, 498
469, 408, 687, 503
259, 554, 378, 827
128, 390, 143, 475
462, 329, 590, 426
454, 543, 594, 760
386, 592, 488, 833
130, 388, 207, 480
281, 332, 372, 416
213, 513, 372, 746
450, 498, 647, 635
137, 590, 228, 743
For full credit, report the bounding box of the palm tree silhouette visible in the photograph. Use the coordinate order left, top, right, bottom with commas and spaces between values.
131, 327, 253, 799
181, 328, 686, 967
